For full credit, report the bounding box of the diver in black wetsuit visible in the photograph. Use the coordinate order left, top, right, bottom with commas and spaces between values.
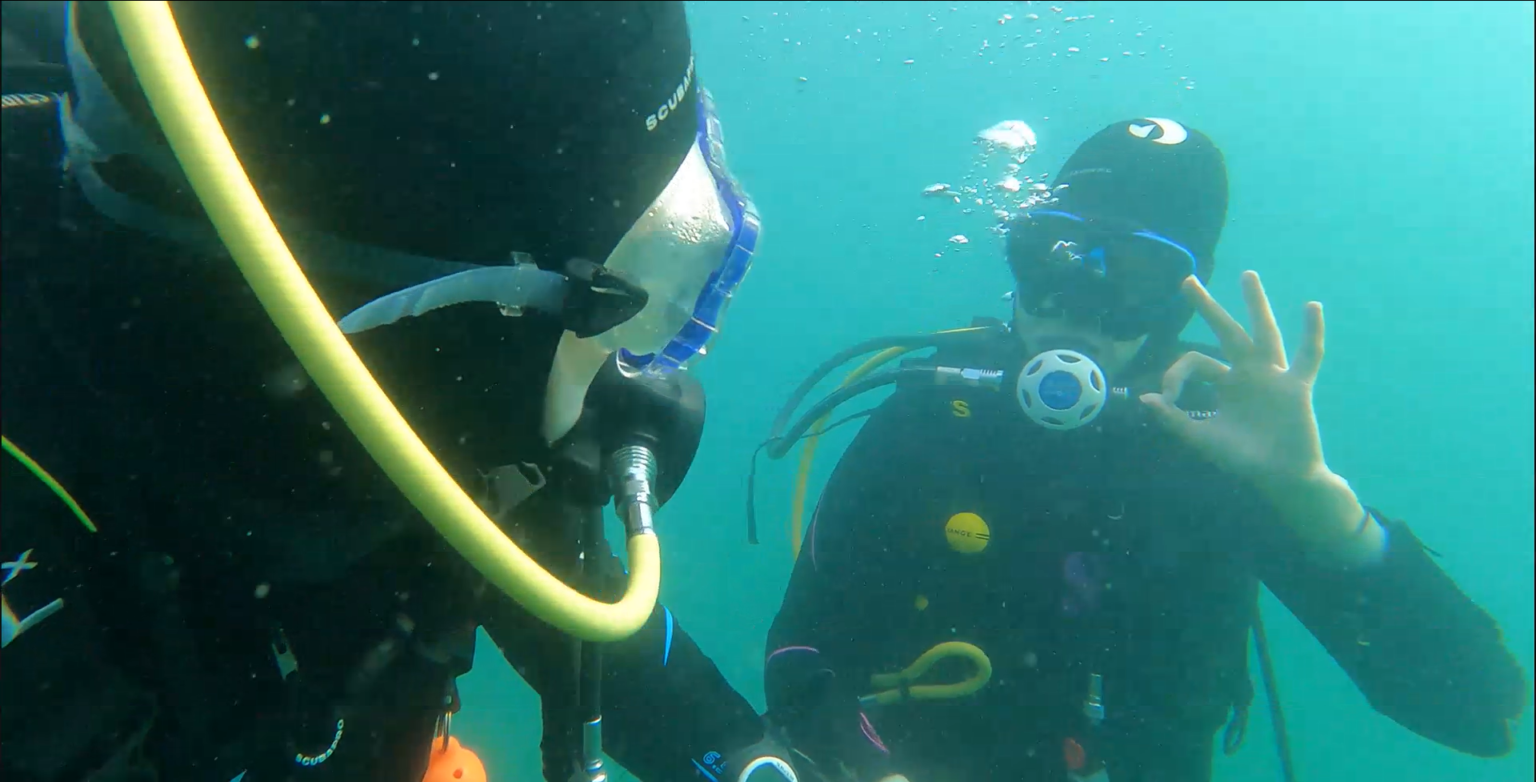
753, 119, 1528, 782
2, 3, 770, 781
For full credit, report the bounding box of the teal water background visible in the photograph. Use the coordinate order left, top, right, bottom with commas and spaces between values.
456, 3, 1535, 781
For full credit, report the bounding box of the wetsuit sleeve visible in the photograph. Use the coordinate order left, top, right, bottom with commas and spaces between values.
482, 543, 766, 782
1254, 508, 1528, 757
763, 403, 920, 780
601, 600, 767, 782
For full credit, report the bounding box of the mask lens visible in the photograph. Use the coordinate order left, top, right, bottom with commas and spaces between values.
621, 89, 761, 374
1009, 211, 1195, 339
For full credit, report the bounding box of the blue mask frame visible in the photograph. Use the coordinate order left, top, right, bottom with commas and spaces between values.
621, 90, 762, 375
1009, 209, 1197, 340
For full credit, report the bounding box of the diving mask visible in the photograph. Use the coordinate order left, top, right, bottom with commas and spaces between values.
599, 89, 761, 376
339, 89, 760, 377
1008, 209, 1196, 341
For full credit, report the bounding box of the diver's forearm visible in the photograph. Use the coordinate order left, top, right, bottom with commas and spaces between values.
1265, 469, 1386, 567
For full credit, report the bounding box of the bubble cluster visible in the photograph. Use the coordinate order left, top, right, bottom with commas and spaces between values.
920, 120, 1065, 258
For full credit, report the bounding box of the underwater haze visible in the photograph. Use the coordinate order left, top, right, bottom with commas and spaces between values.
455, 2, 1534, 781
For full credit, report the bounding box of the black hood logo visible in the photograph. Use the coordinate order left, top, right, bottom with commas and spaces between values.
1126, 118, 1189, 145
646, 54, 696, 132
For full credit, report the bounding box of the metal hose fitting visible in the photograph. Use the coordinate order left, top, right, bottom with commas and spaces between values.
608, 444, 659, 537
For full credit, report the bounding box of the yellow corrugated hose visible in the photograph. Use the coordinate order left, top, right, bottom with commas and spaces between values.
105, 1, 658, 642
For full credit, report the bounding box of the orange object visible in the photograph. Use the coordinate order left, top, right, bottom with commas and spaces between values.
423, 736, 487, 782
1062, 737, 1087, 772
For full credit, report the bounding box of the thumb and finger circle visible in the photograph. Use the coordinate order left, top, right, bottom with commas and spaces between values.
1140, 350, 1229, 438
1161, 350, 1231, 401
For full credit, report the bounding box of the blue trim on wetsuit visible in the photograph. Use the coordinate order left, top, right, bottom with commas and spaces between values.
663, 606, 676, 666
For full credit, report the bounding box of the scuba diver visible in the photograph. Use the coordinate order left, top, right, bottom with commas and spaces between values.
750, 119, 1529, 781
2, 2, 786, 781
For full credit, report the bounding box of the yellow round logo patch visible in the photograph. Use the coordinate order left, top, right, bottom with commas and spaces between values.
944, 512, 991, 554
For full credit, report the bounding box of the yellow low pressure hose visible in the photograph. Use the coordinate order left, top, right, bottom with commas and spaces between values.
862, 641, 993, 707
788, 326, 992, 560
789, 346, 911, 560
106, 1, 658, 642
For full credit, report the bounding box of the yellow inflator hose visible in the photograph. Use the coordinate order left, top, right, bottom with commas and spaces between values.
862, 641, 993, 707
105, 1, 658, 642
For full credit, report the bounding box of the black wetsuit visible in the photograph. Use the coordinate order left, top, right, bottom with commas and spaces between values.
762, 323, 1527, 782
1, 62, 762, 782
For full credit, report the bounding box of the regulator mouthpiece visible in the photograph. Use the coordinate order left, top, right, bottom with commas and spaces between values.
1015, 349, 1107, 430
